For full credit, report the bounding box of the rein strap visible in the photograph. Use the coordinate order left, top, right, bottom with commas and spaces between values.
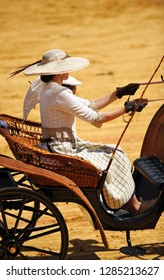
99, 55, 164, 188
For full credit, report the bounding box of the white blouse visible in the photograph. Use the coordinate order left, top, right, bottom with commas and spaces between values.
40, 81, 99, 127
23, 79, 104, 135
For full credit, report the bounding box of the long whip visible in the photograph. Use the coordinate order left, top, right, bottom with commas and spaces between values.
99, 55, 164, 187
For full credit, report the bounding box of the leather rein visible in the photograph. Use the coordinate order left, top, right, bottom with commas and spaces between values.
99, 55, 164, 187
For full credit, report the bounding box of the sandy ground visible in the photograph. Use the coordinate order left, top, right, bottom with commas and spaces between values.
0, 0, 164, 260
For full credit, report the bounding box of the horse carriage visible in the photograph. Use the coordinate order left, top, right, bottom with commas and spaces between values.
0, 104, 163, 259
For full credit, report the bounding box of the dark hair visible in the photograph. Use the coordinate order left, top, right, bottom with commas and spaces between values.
63, 84, 76, 91
40, 75, 54, 83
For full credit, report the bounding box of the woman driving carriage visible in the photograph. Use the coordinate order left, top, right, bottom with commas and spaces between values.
11, 48, 158, 215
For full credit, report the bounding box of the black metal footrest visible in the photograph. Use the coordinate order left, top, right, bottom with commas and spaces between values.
134, 156, 164, 189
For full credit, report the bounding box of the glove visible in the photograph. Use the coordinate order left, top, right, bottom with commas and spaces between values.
116, 83, 140, 99
124, 98, 148, 113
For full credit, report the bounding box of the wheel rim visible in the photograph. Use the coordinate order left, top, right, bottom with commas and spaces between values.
0, 188, 68, 259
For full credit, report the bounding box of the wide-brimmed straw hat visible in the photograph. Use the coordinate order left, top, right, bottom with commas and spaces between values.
23, 49, 89, 76
62, 76, 82, 86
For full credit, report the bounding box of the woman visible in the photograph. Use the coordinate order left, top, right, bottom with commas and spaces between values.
11, 48, 156, 214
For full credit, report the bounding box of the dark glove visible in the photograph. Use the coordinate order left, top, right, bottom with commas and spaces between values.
124, 98, 148, 113
116, 83, 140, 99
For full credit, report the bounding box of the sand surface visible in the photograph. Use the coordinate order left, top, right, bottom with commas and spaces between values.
0, 0, 164, 259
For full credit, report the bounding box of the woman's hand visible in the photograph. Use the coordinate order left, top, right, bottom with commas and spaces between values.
124, 98, 148, 113
116, 83, 140, 99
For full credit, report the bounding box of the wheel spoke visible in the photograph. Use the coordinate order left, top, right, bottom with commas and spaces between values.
20, 225, 61, 243
18, 251, 27, 260
0, 199, 9, 235
2, 210, 33, 224
13, 196, 26, 235
21, 245, 60, 257
17, 206, 49, 239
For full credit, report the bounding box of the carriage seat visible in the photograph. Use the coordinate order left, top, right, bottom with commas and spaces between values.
134, 156, 164, 189
0, 114, 100, 189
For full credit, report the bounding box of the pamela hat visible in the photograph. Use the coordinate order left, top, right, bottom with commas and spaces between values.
62, 76, 82, 86
23, 49, 89, 76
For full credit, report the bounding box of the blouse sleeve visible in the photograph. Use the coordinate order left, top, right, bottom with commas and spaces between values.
76, 97, 99, 112
55, 89, 103, 127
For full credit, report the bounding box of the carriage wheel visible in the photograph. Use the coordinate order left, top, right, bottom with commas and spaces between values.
0, 187, 68, 259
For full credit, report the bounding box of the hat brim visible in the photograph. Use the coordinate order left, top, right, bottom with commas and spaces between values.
62, 76, 82, 86
23, 57, 89, 76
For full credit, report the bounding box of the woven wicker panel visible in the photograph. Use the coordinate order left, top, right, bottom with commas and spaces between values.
141, 105, 164, 162
0, 114, 42, 139
0, 126, 100, 188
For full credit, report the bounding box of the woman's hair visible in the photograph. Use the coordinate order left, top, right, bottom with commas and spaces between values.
40, 75, 54, 83
10, 60, 41, 77
63, 85, 76, 91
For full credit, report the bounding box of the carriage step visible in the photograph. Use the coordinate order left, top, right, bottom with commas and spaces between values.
134, 156, 164, 189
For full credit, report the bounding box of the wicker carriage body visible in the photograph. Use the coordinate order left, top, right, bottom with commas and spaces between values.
0, 114, 100, 188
